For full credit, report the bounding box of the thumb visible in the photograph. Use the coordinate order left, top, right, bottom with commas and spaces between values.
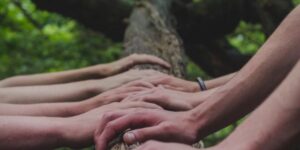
123, 125, 163, 144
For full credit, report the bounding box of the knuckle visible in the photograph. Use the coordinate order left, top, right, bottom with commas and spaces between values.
105, 122, 115, 129
160, 122, 176, 132
101, 112, 115, 121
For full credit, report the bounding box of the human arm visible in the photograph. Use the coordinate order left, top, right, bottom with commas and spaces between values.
0, 54, 170, 88
141, 72, 235, 92
0, 70, 159, 104
0, 80, 153, 117
0, 102, 161, 150
122, 86, 218, 111
207, 60, 300, 150
94, 6, 300, 149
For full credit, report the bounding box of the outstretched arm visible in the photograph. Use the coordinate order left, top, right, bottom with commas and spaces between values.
141, 72, 236, 92
209, 60, 300, 150
131, 61, 300, 150
0, 54, 170, 88
189, 6, 300, 138
94, 6, 300, 149
0, 102, 161, 150
0, 70, 159, 104
0, 80, 153, 117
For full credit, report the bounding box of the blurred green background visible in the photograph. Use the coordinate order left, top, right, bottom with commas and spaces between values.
0, 0, 299, 149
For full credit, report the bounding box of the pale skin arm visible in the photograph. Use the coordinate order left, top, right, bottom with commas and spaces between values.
208, 60, 300, 150
122, 86, 218, 111
0, 70, 160, 104
189, 6, 300, 138
0, 102, 161, 150
94, 6, 300, 149
130, 61, 300, 150
0, 54, 170, 88
142, 72, 236, 92
0, 80, 154, 117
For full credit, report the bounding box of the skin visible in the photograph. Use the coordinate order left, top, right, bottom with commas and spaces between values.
122, 85, 218, 111
0, 102, 161, 150
135, 61, 300, 150
0, 54, 170, 87
208, 60, 300, 150
0, 80, 155, 117
140, 72, 236, 92
0, 69, 161, 104
94, 6, 300, 150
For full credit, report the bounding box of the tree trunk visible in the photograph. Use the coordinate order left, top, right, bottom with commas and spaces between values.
108, 0, 202, 150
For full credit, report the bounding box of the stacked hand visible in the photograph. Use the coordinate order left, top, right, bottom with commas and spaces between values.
141, 73, 200, 92
99, 54, 171, 76
122, 86, 202, 111
65, 102, 162, 148
94, 108, 200, 150
97, 69, 162, 92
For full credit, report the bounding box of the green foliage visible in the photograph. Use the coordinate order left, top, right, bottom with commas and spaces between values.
186, 61, 210, 80
294, 0, 300, 5
227, 21, 266, 55
0, 0, 122, 79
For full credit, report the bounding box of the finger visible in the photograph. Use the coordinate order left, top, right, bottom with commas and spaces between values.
124, 125, 164, 145
161, 85, 187, 92
94, 109, 137, 150
119, 87, 150, 94
142, 75, 165, 86
122, 89, 156, 102
124, 80, 155, 88
95, 111, 158, 150
119, 102, 163, 110
134, 54, 171, 68
141, 94, 191, 111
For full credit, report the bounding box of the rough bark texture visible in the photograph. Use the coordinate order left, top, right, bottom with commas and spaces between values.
122, 0, 186, 77
109, 0, 201, 149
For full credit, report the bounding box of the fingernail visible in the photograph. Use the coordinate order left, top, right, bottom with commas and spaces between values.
124, 132, 136, 144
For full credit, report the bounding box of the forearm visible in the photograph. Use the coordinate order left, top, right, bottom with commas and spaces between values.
0, 65, 107, 88
0, 70, 151, 104
0, 93, 111, 117
190, 6, 300, 138
215, 61, 300, 150
0, 80, 100, 104
0, 102, 87, 117
0, 116, 70, 150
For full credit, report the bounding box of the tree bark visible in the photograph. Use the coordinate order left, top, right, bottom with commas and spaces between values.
31, 0, 294, 77
108, 0, 202, 150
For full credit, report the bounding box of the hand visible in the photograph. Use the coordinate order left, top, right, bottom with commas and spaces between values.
141, 73, 200, 92
97, 69, 162, 92
135, 141, 197, 150
94, 109, 200, 150
64, 102, 162, 148
122, 86, 202, 111
103, 54, 171, 76
78, 80, 156, 114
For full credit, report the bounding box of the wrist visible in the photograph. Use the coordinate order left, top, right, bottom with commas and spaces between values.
61, 117, 94, 148
88, 64, 114, 78
185, 109, 210, 140
71, 100, 96, 116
